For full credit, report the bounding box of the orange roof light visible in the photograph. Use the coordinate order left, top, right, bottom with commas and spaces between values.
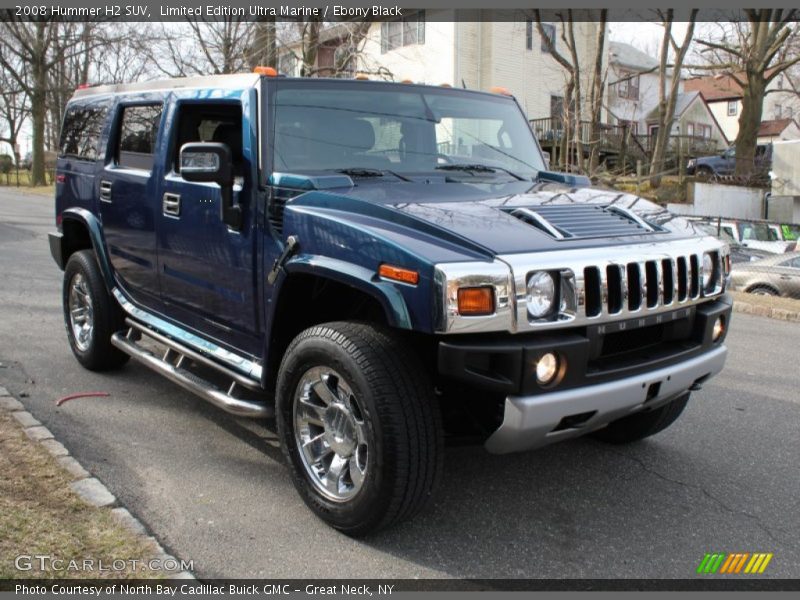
440, 83, 453, 88
355, 73, 370, 80
489, 86, 512, 96
253, 66, 277, 77
378, 264, 419, 285
400, 78, 414, 84
457, 287, 495, 316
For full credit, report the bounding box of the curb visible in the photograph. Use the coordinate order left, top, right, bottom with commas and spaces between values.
732, 299, 800, 323
0, 385, 196, 580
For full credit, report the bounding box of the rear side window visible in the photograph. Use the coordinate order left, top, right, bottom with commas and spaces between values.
117, 104, 163, 171
59, 101, 110, 161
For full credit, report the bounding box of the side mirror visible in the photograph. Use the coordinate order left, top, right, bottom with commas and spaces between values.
179, 142, 240, 230
179, 142, 232, 185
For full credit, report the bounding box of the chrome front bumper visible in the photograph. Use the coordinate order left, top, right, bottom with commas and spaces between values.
485, 345, 728, 454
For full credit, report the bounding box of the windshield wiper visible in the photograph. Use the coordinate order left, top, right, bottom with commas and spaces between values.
334, 168, 412, 182
435, 163, 526, 181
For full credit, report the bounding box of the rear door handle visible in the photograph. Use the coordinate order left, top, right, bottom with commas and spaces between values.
99, 180, 112, 203
163, 193, 181, 217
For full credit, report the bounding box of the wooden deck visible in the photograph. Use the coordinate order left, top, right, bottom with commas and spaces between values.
530, 117, 722, 171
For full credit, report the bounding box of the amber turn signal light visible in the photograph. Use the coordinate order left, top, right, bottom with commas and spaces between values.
457, 286, 495, 316
379, 264, 419, 285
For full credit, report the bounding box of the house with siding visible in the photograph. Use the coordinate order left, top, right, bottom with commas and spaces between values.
757, 118, 800, 144
684, 73, 800, 143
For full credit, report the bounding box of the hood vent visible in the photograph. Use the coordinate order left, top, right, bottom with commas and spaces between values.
506, 204, 664, 240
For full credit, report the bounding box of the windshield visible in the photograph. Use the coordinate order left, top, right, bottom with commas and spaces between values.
269, 81, 545, 178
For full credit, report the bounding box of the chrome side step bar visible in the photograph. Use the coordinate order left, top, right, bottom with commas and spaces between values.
111, 320, 272, 419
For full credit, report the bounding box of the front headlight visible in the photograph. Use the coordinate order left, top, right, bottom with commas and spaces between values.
527, 271, 556, 318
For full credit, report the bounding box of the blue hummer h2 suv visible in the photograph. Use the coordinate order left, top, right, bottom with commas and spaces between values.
49, 73, 732, 535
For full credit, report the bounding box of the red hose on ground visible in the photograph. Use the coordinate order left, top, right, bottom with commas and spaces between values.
56, 392, 110, 406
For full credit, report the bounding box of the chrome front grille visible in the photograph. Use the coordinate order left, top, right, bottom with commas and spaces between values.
581, 255, 702, 318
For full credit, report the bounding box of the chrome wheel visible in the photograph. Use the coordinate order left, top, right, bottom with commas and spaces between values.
68, 273, 94, 352
293, 367, 369, 502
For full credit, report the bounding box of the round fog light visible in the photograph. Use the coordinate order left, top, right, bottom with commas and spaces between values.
712, 316, 725, 341
536, 352, 559, 385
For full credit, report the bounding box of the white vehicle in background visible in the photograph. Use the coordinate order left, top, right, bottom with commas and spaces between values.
711, 219, 795, 254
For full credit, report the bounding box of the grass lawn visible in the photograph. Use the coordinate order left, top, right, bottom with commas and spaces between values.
0, 410, 164, 579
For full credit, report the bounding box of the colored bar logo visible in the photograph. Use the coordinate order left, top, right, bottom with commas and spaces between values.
697, 553, 773, 574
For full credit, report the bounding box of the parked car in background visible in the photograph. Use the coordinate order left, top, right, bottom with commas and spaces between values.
700, 218, 795, 254
730, 252, 800, 297
697, 224, 771, 264
772, 223, 800, 243
686, 144, 772, 179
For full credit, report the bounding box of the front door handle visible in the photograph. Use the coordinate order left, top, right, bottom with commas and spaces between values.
163, 193, 181, 217
99, 180, 112, 203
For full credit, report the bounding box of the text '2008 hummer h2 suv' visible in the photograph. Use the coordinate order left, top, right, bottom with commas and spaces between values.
50, 72, 732, 535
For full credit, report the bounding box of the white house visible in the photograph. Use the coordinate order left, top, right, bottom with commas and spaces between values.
606, 41, 666, 134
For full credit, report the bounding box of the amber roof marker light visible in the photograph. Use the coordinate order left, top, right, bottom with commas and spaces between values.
253, 66, 277, 77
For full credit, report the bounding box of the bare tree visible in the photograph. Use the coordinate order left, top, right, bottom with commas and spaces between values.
533, 10, 608, 174
694, 10, 800, 176
0, 20, 111, 185
0, 54, 29, 168
648, 9, 698, 187
151, 19, 259, 77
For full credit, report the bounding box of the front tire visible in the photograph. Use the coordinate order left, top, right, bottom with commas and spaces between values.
276, 322, 442, 536
590, 393, 690, 444
62, 250, 129, 371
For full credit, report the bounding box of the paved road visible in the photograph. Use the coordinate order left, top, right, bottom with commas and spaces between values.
1, 187, 799, 579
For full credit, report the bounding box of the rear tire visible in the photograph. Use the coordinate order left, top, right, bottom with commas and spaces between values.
748, 285, 778, 296
590, 393, 690, 444
276, 321, 442, 536
695, 166, 713, 181
62, 250, 129, 371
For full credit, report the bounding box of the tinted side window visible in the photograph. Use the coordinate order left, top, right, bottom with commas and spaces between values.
59, 101, 110, 161
117, 105, 163, 171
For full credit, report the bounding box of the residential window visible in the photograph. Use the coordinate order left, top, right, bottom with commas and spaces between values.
617, 72, 640, 101
525, 20, 533, 51
727, 100, 737, 116
58, 100, 111, 162
550, 95, 565, 121
540, 23, 556, 53
116, 104, 163, 171
278, 53, 297, 77
691, 123, 711, 139
381, 11, 425, 53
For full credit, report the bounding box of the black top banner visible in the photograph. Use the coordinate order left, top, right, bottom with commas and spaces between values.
1, 2, 798, 22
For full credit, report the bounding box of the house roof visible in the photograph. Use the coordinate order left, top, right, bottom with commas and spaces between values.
609, 41, 659, 72
684, 74, 743, 101
758, 118, 798, 137
645, 91, 702, 121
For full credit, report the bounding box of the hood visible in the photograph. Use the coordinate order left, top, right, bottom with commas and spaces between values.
292, 180, 707, 256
